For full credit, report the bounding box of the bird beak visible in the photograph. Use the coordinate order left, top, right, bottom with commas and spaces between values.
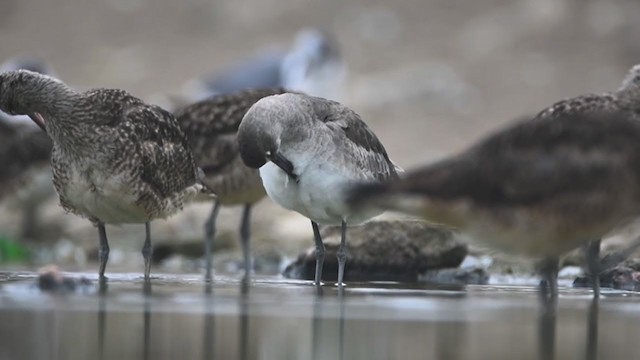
28, 112, 47, 132
268, 151, 299, 183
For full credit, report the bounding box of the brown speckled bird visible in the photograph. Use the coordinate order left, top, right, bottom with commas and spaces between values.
174, 87, 289, 282
0, 70, 207, 280
349, 64, 640, 298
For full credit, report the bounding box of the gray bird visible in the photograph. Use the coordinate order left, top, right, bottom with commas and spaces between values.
0, 70, 208, 280
349, 64, 640, 298
184, 28, 346, 102
174, 87, 289, 282
237, 93, 400, 287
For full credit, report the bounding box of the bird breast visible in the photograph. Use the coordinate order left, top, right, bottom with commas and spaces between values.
259, 149, 383, 225
61, 165, 150, 224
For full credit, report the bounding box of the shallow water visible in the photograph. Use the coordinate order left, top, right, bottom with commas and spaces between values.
0, 272, 638, 360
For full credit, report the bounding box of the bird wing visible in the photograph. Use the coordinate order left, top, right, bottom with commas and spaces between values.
392, 104, 640, 207
125, 104, 198, 197
175, 88, 289, 175
315, 99, 399, 181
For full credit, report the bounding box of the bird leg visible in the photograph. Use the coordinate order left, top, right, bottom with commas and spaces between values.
204, 201, 221, 282
311, 221, 325, 288
537, 257, 560, 299
337, 220, 348, 287
142, 222, 153, 280
98, 223, 109, 280
239, 204, 253, 283
584, 240, 601, 298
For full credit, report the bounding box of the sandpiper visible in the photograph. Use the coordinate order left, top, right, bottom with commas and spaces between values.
237, 93, 400, 287
175, 87, 289, 282
0, 70, 207, 280
184, 28, 346, 101
349, 64, 640, 298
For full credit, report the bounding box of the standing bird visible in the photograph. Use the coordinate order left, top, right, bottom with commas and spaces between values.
174, 87, 289, 282
348, 64, 640, 298
0, 70, 207, 280
237, 93, 400, 287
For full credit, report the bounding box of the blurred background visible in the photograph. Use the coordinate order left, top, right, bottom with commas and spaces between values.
1, 0, 640, 272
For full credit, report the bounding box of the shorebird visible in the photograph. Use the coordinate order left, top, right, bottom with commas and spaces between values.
183, 28, 346, 101
174, 87, 289, 282
348, 64, 640, 298
237, 93, 400, 287
0, 70, 207, 280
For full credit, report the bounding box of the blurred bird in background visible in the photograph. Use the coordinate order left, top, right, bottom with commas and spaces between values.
181, 28, 347, 103
0, 57, 56, 242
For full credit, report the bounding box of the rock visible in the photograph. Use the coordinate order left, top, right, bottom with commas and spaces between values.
419, 267, 489, 285
37, 265, 92, 293
283, 220, 468, 282
573, 258, 640, 291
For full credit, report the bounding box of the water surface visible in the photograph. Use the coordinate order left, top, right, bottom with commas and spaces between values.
0, 272, 637, 360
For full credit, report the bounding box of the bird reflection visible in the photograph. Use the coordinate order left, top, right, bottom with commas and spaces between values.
538, 296, 557, 360
585, 299, 599, 360
311, 286, 346, 360
338, 287, 345, 360
97, 279, 108, 360
239, 281, 249, 360
202, 282, 216, 360
143, 280, 152, 360
311, 289, 324, 360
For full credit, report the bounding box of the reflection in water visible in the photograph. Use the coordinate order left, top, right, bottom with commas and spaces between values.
143, 280, 152, 360
311, 291, 323, 360
98, 280, 108, 360
338, 287, 345, 360
1, 274, 637, 359
203, 282, 215, 360
239, 281, 249, 360
311, 286, 347, 360
585, 299, 599, 360
538, 297, 557, 360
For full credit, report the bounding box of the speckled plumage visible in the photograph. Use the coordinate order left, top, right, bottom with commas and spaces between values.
349, 64, 640, 298
238, 93, 399, 286
47, 88, 202, 224
175, 87, 289, 204
174, 87, 290, 282
0, 70, 205, 279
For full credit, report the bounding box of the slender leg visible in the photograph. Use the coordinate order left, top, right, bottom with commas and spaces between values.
204, 201, 221, 282
239, 204, 253, 283
336, 220, 348, 287
142, 222, 153, 280
98, 223, 110, 280
584, 240, 601, 298
311, 221, 325, 287
537, 257, 560, 299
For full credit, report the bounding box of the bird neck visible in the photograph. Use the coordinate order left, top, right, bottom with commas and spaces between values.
10, 76, 78, 117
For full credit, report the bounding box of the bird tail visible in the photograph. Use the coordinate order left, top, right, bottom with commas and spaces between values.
346, 181, 392, 211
